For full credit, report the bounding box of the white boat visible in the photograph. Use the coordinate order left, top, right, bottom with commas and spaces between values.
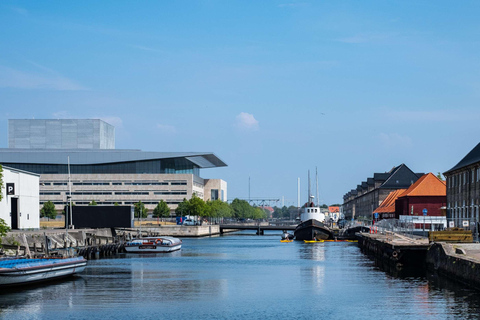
125, 236, 182, 253
0, 256, 87, 287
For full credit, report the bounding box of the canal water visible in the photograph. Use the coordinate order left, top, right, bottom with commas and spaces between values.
1, 232, 480, 319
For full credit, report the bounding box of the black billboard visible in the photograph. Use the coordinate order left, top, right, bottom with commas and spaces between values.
65, 206, 133, 229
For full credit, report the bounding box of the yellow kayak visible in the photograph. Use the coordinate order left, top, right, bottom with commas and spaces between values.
280, 239, 293, 243
303, 240, 324, 243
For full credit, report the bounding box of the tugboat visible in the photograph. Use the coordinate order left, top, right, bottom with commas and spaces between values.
294, 197, 333, 241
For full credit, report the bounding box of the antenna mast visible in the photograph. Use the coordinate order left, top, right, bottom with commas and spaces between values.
308, 170, 311, 203
316, 167, 319, 207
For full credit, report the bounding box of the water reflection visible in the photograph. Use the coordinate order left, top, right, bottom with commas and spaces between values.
2, 236, 480, 320
0, 276, 86, 318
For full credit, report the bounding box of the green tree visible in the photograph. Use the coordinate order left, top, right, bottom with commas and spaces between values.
253, 207, 267, 220
0, 218, 10, 247
175, 198, 189, 217
40, 201, 57, 220
0, 165, 3, 202
114, 202, 119, 206
437, 172, 445, 181
188, 194, 208, 218
134, 201, 148, 218
207, 199, 232, 220
153, 200, 170, 219
230, 198, 256, 219
89, 200, 98, 206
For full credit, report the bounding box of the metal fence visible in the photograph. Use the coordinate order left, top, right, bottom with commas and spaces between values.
374, 217, 480, 242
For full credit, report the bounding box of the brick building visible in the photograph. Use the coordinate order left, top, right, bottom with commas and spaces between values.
394, 173, 446, 218
444, 143, 480, 225
343, 164, 423, 220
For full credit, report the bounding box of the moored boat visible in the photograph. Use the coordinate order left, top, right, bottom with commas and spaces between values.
0, 256, 87, 287
294, 199, 333, 241
125, 236, 182, 253
294, 203, 333, 240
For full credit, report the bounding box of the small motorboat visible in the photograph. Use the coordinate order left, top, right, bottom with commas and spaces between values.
281, 231, 294, 241
125, 236, 182, 253
0, 256, 87, 287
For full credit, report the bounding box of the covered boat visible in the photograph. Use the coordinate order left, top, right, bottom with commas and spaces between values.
125, 236, 182, 253
0, 256, 87, 287
294, 199, 333, 241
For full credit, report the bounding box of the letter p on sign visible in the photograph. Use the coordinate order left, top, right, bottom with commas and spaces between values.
6, 183, 14, 195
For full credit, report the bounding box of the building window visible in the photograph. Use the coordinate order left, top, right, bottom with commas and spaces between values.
211, 189, 219, 201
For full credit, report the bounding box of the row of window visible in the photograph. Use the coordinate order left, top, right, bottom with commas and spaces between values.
42, 181, 187, 186
448, 168, 480, 188
40, 200, 183, 205
41, 190, 188, 196
154, 191, 187, 195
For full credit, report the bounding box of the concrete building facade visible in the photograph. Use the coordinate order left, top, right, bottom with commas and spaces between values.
0, 166, 40, 229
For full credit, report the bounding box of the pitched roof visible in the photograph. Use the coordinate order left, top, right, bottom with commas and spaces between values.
328, 206, 339, 213
374, 189, 406, 213
398, 173, 446, 197
380, 163, 423, 189
444, 142, 480, 174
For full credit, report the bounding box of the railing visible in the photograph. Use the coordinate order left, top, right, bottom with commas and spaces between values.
373, 217, 480, 242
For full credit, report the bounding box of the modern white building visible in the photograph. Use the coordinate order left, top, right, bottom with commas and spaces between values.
0, 166, 40, 229
1, 119, 228, 212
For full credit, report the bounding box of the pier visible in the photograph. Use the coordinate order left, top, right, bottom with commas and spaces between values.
358, 231, 431, 271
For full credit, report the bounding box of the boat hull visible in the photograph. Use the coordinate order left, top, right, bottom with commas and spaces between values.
339, 226, 370, 241
125, 236, 182, 253
125, 244, 182, 253
294, 219, 333, 241
0, 257, 87, 287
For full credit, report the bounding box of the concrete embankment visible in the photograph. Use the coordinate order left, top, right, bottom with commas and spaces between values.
427, 243, 480, 290
358, 232, 430, 271
128, 225, 221, 237
0, 225, 222, 259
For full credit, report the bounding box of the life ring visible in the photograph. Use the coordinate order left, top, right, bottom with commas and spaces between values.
392, 251, 399, 259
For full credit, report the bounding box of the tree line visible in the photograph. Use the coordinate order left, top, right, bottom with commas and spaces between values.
39, 195, 268, 221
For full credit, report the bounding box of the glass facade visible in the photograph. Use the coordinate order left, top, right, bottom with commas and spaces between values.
4, 158, 200, 176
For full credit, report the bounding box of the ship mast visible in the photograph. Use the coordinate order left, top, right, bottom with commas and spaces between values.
308, 170, 311, 204
316, 167, 319, 207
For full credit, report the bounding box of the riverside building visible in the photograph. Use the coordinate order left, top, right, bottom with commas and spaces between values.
342, 164, 424, 220
444, 142, 480, 226
0, 165, 40, 229
0, 119, 227, 212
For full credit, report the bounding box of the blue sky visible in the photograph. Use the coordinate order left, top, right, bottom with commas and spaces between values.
1, 1, 479, 207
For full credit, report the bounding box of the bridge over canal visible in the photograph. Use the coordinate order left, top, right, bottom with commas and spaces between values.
219, 224, 296, 235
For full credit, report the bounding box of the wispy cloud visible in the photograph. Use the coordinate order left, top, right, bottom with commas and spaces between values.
385, 109, 480, 122
278, 3, 308, 8
235, 112, 259, 131
100, 116, 123, 128
0, 65, 87, 91
51, 111, 71, 119
10, 6, 28, 16
379, 133, 412, 148
337, 33, 395, 44
130, 45, 164, 54
156, 124, 176, 134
